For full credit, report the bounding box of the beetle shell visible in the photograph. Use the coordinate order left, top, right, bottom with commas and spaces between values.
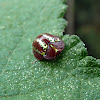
32, 33, 65, 60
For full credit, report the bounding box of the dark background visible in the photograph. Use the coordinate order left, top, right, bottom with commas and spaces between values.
66, 0, 100, 58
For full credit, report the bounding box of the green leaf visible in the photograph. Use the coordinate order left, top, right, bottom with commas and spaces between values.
0, 0, 100, 100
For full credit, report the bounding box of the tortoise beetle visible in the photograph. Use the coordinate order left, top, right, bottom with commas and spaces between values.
32, 33, 65, 60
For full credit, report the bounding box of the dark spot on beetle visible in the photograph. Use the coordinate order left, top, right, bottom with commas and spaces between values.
52, 50, 54, 52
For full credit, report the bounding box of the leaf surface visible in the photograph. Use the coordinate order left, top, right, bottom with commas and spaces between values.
0, 0, 100, 100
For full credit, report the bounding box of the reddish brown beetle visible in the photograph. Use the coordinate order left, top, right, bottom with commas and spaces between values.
32, 33, 65, 60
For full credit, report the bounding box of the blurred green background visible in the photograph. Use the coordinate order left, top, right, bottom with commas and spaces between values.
66, 0, 100, 58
